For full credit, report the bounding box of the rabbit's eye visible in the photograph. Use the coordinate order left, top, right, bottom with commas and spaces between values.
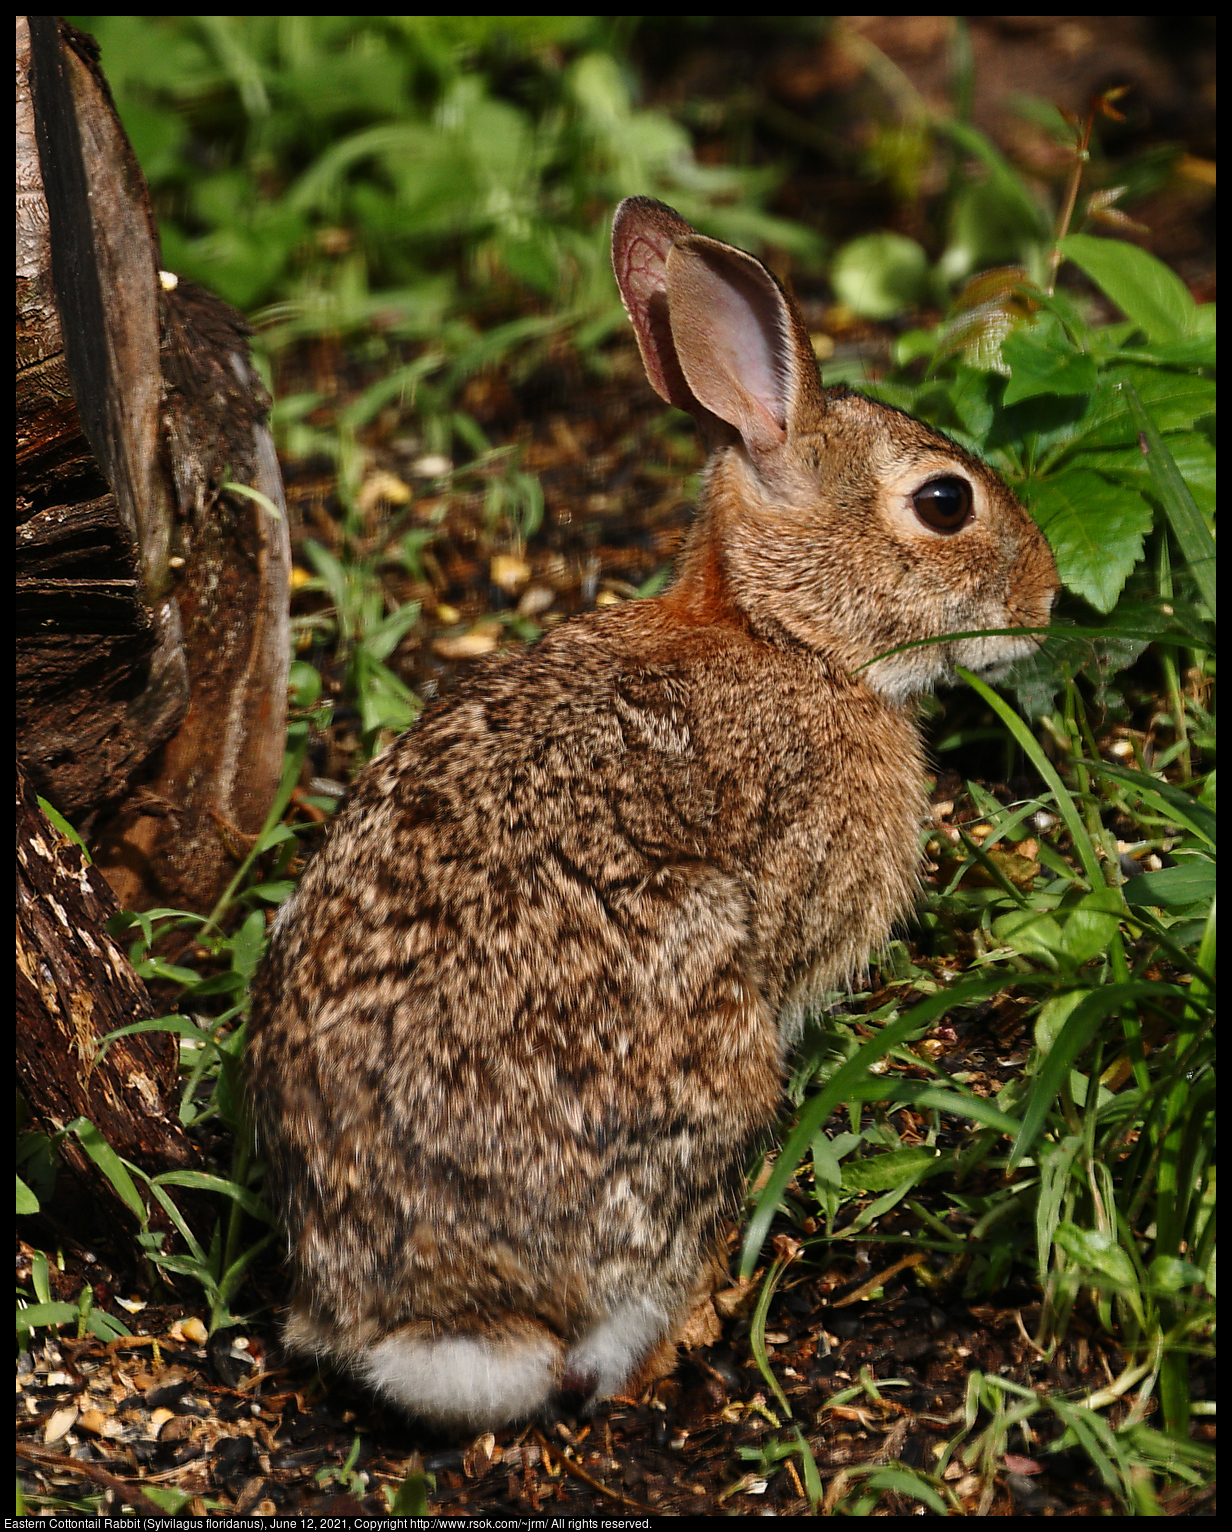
912, 476, 972, 533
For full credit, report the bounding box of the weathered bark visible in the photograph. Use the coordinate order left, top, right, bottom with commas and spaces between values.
16, 17, 288, 1248
16, 759, 201, 1238
17, 15, 291, 914
16, 14, 188, 824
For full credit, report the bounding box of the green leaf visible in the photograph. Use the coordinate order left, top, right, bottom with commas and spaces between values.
35, 798, 92, 862
30, 1250, 51, 1304
388, 1472, 431, 1516
152, 1170, 274, 1223
993, 907, 1068, 966
1148, 1255, 1204, 1293
935, 120, 1051, 244
94, 1015, 211, 1056
1075, 366, 1214, 450
860, 1466, 950, 1516
1089, 760, 1216, 846
86, 1308, 133, 1341
1053, 1222, 1141, 1292
1059, 234, 1200, 342
1123, 860, 1216, 909
16, 1301, 79, 1334
839, 1146, 944, 1193
1072, 435, 1215, 516
1001, 316, 1097, 405
1034, 990, 1086, 1054
741, 977, 1015, 1277
1008, 983, 1178, 1169
138, 1486, 193, 1514
957, 670, 1101, 887
229, 908, 268, 985
363, 600, 422, 662
830, 233, 929, 320
849, 1078, 1020, 1135
1122, 382, 1217, 617
67, 1118, 145, 1219
749, 1258, 793, 1419
16, 1175, 39, 1215
288, 659, 323, 708
1058, 886, 1123, 966
1024, 468, 1152, 612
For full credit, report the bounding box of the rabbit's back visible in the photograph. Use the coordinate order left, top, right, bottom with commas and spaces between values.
250, 603, 923, 1348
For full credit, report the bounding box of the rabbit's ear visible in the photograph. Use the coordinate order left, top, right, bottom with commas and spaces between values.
664, 235, 825, 461
612, 198, 714, 420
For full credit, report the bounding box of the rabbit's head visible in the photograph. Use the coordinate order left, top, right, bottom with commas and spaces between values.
612, 198, 1057, 702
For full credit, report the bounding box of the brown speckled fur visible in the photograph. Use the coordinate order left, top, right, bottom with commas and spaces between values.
247, 198, 1057, 1430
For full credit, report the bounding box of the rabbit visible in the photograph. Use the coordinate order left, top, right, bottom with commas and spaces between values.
247, 196, 1057, 1434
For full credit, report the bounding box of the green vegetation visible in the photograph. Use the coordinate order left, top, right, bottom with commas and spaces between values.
21, 18, 1214, 1516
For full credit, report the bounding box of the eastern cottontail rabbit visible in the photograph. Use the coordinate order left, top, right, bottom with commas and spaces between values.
248, 197, 1056, 1432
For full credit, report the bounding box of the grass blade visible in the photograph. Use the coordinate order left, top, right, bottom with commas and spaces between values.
740, 977, 1011, 1278
1122, 382, 1216, 617
957, 669, 1103, 887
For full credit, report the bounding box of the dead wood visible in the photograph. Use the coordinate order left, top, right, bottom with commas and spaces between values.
17, 15, 291, 916
16, 758, 203, 1244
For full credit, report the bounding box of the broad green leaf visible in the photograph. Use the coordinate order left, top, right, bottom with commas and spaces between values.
363, 600, 422, 662
1024, 469, 1152, 612
1123, 859, 1216, 909
389, 1472, 431, 1516
1059, 234, 1199, 342
1104, 334, 1216, 369
139, 1486, 193, 1514
16, 1175, 39, 1215
831, 233, 929, 320
1034, 990, 1086, 1054
229, 908, 268, 984
1148, 1255, 1205, 1293
1001, 316, 1097, 404
993, 907, 1067, 966
840, 1147, 943, 1193
1054, 1222, 1141, 1293
1072, 435, 1215, 516
288, 660, 322, 707
1059, 886, 1123, 965
1075, 366, 1214, 449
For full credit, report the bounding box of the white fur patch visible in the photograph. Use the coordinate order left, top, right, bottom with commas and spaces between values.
361, 1330, 559, 1430
564, 1296, 671, 1399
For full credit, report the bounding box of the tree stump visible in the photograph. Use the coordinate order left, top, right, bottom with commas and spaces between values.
17, 14, 291, 915
16, 16, 290, 1237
